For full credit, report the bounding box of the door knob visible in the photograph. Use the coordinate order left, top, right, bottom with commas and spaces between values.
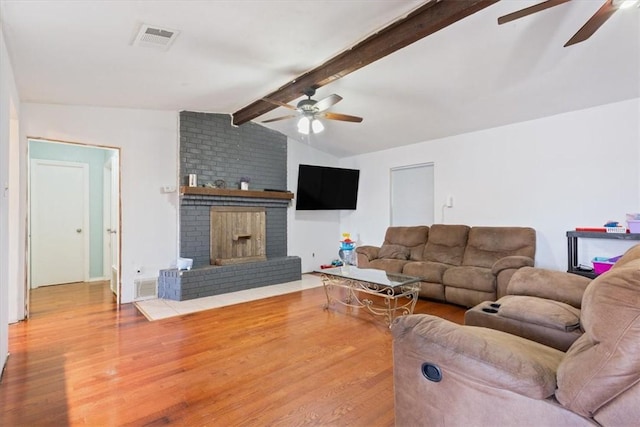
76, 228, 82, 233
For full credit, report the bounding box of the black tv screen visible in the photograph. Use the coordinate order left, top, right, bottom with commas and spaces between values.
296, 164, 360, 210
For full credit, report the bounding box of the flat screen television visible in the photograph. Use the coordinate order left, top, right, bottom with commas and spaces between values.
296, 164, 360, 210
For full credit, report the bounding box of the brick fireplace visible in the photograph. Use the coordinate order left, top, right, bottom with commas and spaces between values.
158, 112, 301, 301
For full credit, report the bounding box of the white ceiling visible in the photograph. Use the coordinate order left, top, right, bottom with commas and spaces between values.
1, 0, 638, 157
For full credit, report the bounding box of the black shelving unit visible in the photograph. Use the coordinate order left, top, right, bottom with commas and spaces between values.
566, 231, 640, 278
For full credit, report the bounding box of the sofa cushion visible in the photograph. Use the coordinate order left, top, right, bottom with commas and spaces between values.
497, 295, 581, 332
556, 258, 640, 418
444, 266, 495, 292
462, 227, 536, 268
403, 261, 449, 283
422, 224, 470, 265
491, 256, 535, 275
378, 244, 410, 260
369, 258, 409, 274
383, 226, 429, 261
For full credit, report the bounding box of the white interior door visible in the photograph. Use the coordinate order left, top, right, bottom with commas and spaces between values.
390, 163, 434, 226
31, 159, 89, 288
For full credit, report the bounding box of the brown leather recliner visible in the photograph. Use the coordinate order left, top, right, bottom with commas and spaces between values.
402, 224, 470, 302
441, 226, 536, 307
465, 266, 592, 351
391, 244, 640, 426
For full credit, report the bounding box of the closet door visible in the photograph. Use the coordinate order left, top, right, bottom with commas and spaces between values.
390, 163, 434, 226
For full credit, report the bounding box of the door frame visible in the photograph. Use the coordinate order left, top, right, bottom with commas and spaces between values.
103, 153, 120, 302
25, 138, 122, 315
103, 162, 111, 278
29, 158, 90, 287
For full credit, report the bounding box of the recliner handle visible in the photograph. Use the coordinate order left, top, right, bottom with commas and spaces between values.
421, 362, 442, 382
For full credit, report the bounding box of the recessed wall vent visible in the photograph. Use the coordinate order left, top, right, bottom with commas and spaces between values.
133, 24, 179, 50
135, 277, 158, 300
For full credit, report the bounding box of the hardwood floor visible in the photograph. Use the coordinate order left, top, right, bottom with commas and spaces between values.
1, 280, 465, 426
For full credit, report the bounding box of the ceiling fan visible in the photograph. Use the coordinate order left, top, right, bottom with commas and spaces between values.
497, 0, 639, 47
261, 88, 363, 135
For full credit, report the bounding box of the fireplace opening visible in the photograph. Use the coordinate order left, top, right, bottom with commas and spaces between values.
210, 206, 266, 265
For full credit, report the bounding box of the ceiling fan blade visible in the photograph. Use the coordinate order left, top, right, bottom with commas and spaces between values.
497, 0, 571, 25
321, 112, 363, 123
261, 98, 297, 110
261, 114, 297, 123
564, 0, 618, 47
314, 94, 343, 112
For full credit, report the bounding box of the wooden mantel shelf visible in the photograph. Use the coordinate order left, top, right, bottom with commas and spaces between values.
180, 186, 294, 200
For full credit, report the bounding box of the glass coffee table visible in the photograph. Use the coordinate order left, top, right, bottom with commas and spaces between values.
316, 266, 421, 327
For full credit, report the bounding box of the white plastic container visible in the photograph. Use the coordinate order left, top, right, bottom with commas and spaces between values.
177, 257, 193, 270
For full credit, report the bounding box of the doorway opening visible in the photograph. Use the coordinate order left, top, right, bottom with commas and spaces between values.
27, 138, 121, 317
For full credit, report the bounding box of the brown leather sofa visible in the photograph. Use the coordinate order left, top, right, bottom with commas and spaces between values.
465, 266, 592, 351
391, 243, 640, 426
356, 224, 536, 307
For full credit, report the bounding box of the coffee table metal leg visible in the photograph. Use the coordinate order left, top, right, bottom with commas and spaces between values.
320, 273, 420, 326
321, 276, 333, 309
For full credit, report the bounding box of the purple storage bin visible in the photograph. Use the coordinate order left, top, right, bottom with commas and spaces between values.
592, 255, 622, 275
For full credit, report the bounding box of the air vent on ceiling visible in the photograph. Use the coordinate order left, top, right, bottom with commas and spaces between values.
133, 24, 179, 50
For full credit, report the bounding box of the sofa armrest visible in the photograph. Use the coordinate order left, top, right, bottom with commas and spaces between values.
491, 255, 534, 275
355, 245, 379, 261
392, 314, 564, 399
506, 267, 591, 308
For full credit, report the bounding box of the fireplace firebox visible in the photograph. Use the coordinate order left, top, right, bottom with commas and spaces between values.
210, 206, 266, 265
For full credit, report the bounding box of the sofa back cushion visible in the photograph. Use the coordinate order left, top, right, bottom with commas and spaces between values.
462, 227, 536, 268
383, 226, 429, 261
556, 252, 640, 418
422, 224, 470, 266
507, 267, 591, 309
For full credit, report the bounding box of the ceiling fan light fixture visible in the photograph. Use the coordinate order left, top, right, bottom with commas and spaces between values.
261, 88, 362, 133
297, 116, 310, 134
312, 119, 324, 134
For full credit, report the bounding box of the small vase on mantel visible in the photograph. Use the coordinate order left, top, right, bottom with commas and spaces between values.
239, 177, 250, 190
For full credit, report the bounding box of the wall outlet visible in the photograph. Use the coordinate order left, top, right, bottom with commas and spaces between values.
162, 185, 176, 193
446, 195, 454, 208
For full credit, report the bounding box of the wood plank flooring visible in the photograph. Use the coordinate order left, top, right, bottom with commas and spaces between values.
1, 280, 465, 426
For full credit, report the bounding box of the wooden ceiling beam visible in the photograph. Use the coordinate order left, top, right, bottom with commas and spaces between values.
232, 0, 499, 126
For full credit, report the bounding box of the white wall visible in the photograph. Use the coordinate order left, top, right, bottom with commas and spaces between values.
287, 138, 344, 272
0, 21, 21, 372
340, 99, 640, 271
21, 103, 179, 303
